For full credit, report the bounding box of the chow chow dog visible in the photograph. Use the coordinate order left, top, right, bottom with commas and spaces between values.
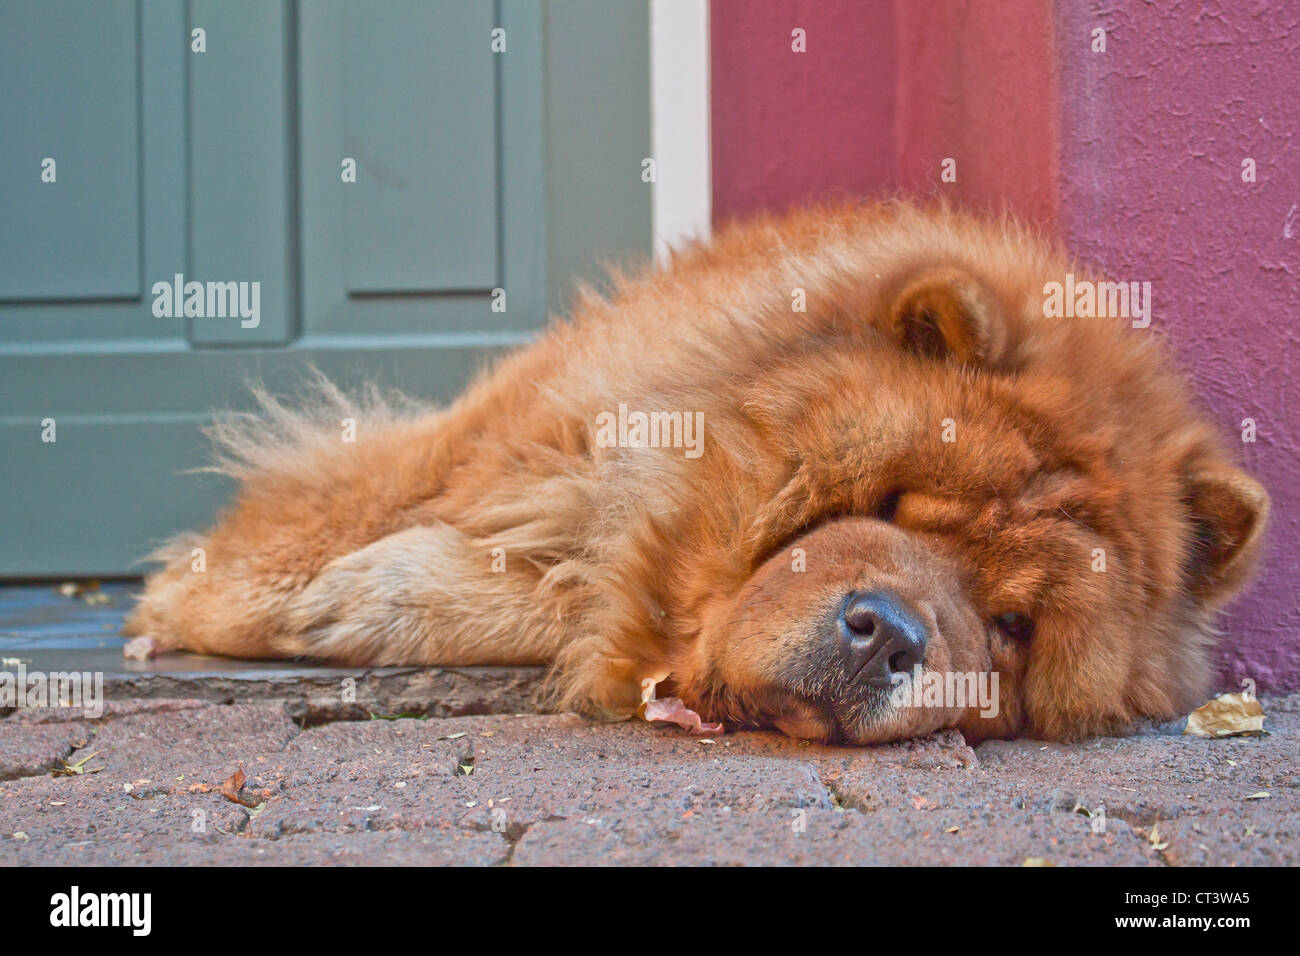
124, 201, 1268, 744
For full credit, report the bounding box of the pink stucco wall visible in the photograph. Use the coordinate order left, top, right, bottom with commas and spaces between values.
711, 0, 898, 221
1053, 2, 1299, 690
711, 0, 1299, 690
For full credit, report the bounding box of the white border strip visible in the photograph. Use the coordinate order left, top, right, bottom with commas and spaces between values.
650, 0, 712, 261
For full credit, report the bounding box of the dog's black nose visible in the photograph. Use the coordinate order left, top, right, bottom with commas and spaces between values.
838, 590, 928, 687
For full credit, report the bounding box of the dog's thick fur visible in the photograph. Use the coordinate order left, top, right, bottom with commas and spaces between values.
125, 202, 1269, 743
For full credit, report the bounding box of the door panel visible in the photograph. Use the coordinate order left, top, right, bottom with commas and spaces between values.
0, 0, 187, 346
0, 343, 507, 573
342, 0, 499, 293
299, 0, 545, 337
188, 0, 297, 346
0, 0, 141, 301
0, 0, 651, 576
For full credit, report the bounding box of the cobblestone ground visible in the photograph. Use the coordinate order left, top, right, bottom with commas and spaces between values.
2, 693, 1296, 866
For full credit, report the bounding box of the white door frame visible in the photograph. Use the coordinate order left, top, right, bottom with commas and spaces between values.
650, 0, 712, 260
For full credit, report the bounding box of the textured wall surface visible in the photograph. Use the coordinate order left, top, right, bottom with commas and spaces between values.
892, 1, 1060, 227
1055, 1, 1300, 690
710, 0, 1059, 225
710, 0, 1299, 690
710, 0, 897, 220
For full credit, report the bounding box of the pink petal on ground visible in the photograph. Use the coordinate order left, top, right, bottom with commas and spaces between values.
641, 697, 724, 735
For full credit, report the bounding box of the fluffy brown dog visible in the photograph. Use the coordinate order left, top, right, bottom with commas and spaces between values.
124, 201, 1269, 744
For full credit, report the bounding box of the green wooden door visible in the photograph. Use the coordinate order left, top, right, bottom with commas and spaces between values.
0, 0, 651, 576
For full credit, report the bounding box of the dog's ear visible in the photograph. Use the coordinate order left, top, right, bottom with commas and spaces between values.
889, 267, 1004, 364
1184, 465, 1269, 603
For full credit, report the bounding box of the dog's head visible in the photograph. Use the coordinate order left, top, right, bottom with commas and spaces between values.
670, 261, 1269, 744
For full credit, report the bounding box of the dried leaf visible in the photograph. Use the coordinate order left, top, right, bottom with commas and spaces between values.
1022, 857, 1054, 867
1148, 823, 1169, 851
641, 697, 725, 735
637, 673, 724, 736
1243, 791, 1270, 800
221, 767, 246, 797
639, 671, 670, 706
220, 766, 262, 808
1184, 692, 1266, 738
52, 751, 103, 776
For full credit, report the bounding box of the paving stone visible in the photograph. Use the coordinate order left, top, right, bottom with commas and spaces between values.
974, 703, 1299, 825
0, 720, 90, 781
511, 807, 1156, 867
7, 584, 1294, 866
1, 695, 1296, 866
2, 804, 507, 866
1152, 811, 1300, 867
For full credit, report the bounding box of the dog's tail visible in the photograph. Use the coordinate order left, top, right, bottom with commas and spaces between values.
123, 371, 595, 670
123, 373, 439, 659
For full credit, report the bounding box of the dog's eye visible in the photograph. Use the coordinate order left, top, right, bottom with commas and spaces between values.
992, 612, 1035, 643
875, 488, 903, 522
